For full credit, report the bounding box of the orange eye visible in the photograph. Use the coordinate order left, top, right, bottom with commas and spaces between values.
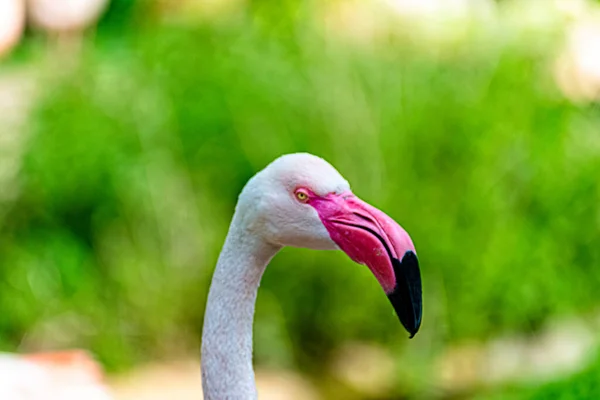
295, 190, 309, 203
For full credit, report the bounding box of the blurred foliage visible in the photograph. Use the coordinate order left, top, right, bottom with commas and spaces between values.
1, 0, 599, 398
477, 356, 600, 400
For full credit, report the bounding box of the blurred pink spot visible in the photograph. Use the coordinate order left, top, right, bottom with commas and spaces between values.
0, 350, 113, 400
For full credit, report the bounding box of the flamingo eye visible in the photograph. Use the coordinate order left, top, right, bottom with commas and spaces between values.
295, 189, 309, 203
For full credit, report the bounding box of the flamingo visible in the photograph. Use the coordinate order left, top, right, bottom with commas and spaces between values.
0, 0, 25, 58
26, 0, 110, 33
0, 350, 113, 399
201, 153, 422, 399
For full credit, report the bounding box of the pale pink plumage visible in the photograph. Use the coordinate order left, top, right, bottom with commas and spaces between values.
0, 350, 113, 400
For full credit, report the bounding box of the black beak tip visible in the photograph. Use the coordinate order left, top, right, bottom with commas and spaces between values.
388, 251, 423, 339
408, 321, 420, 339
408, 321, 419, 338
405, 319, 420, 339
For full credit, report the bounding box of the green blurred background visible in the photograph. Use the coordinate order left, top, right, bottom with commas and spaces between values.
1, 0, 599, 399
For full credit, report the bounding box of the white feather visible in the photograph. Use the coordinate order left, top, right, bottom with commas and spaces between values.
201, 153, 350, 399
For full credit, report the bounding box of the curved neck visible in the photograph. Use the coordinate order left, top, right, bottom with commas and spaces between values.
201, 219, 279, 399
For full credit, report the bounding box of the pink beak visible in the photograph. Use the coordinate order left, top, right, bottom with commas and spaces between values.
310, 192, 422, 338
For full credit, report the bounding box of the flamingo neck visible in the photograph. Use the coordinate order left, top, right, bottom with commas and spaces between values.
201, 218, 279, 399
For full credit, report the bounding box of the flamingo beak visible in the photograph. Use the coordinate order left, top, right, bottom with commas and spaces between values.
311, 192, 422, 338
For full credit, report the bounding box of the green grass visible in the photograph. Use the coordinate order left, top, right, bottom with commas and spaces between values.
474, 356, 600, 400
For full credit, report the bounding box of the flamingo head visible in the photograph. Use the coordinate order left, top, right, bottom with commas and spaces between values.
236, 153, 422, 338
